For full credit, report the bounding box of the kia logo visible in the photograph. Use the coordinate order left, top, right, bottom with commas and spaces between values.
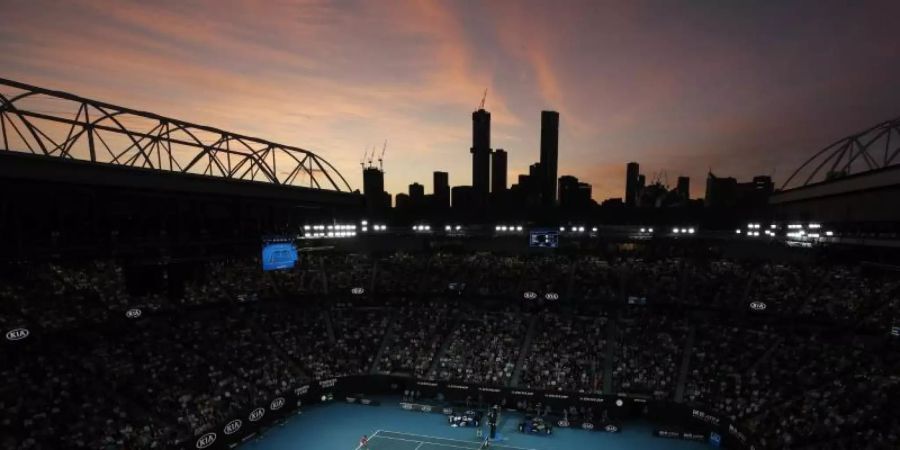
605, 424, 619, 432
5, 328, 29, 341
749, 301, 767, 311
582, 422, 594, 430
249, 407, 265, 422
557, 420, 570, 427
544, 292, 559, 300
195, 432, 216, 449
351, 287, 365, 295
125, 308, 142, 319
224, 419, 242, 435
270, 397, 285, 410
523, 291, 537, 299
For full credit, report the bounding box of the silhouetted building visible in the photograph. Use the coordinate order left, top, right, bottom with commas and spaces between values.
363, 166, 390, 215
409, 182, 425, 211
409, 182, 424, 200
625, 162, 640, 207
752, 175, 774, 196
540, 111, 559, 206
451, 185, 476, 212
492, 149, 507, 193
394, 192, 410, 210
677, 176, 690, 200
471, 109, 492, 197
433, 171, 450, 210
705, 173, 774, 208
558, 175, 592, 210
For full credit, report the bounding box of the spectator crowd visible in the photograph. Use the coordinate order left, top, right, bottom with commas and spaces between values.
0, 251, 897, 449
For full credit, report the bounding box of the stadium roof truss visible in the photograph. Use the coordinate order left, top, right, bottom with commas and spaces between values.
783, 116, 900, 190
0, 78, 353, 192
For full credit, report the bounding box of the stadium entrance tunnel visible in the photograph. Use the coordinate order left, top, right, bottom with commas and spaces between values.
187, 375, 758, 450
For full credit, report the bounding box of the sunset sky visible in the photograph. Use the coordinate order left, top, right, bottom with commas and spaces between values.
2, 0, 899, 200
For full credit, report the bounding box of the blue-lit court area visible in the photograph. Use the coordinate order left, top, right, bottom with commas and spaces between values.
241, 400, 707, 450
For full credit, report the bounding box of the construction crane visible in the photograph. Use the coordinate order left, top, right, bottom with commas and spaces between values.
478, 88, 488, 110
378, 140, 387, 171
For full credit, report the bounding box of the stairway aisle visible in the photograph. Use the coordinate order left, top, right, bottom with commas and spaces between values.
510, 313, 540, 387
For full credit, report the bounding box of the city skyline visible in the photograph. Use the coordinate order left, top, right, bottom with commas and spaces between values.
3, 0, 899, 200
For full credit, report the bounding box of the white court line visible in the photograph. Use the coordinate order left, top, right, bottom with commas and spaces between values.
370, 435, 478, 450
379, 430, 537, 450
352, 429, 382, 450
413, 443, 423, 450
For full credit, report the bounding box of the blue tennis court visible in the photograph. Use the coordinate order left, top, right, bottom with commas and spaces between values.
239, 400, 708, 450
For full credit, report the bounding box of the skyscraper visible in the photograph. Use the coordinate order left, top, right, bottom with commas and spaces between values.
363, 166, 389, 215
433, 171, 450, 210
677, 176, 690, 200
491, 149, 507, 193
625, 162, 640, 207
540, 111, 559, 207
470, 108, 492, 196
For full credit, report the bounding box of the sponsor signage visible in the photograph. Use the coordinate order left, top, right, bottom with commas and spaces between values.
416, 381, 438, 387
248, 407, 265, 422
545, 393, 568, 399
581, 422, 594, 430
691, 409, 720, 426
351, 287, 365, 295
557, 420, 570, 427
195, 432, 216, 449
523, 291, 538, 300
294, 385, 309, 396
654, 430, 706, 442
223, 419, 242, 435
749, 301, 767, 312
891, 325, 899, 337
319, 378, 337, 388
269, 397, 285, 411
447, 384, 470, 390
5, 328, 29, 341
544, 292, 559, 301
511, 390, 534, 396
125, 308, 142, 319
477, 387, 501, 393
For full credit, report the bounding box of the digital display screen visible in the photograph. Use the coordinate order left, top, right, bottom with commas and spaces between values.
262, 242, 298, 271
529, 229, 559, 248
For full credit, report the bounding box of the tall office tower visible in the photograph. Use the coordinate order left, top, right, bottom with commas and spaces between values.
625, 162, 640, 207
363, 166, 388, 214
470, 109, 492, 196
491, 149, 507, 193
540, 111, 559, 206
433, 171, 450, 209
677, 176, 690, 200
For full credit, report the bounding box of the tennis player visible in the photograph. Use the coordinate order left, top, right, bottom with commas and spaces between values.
359, 435, 370, 449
